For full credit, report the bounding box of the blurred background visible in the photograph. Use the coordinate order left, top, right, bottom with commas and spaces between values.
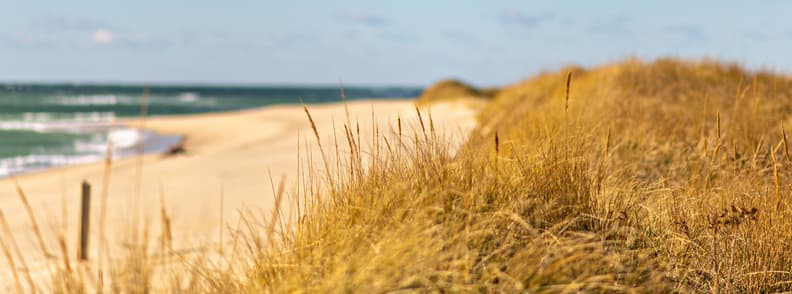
1, 1, 790, 176
2, 1, 790, 87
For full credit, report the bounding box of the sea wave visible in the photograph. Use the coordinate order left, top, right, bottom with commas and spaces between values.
0, 112, 117, 133
55, 94, 136, 106
179, 92, 199, 102
0, 126, 143, 177
0, 128, 181, 178
52, 93, 217, 107
73, 128, 147, 152
0, 154, 102, 177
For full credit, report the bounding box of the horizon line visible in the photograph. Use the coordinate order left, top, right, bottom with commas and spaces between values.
0, 79, 428, 89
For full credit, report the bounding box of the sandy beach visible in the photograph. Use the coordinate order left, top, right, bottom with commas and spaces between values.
0, 98, 478, 284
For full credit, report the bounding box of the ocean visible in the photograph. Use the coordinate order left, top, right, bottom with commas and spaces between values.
0, 83, 421, 177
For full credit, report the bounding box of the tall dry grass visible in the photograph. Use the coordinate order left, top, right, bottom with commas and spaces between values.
470, 58, 792, 292
246, 58, 792, 292
4, 58, 792, 292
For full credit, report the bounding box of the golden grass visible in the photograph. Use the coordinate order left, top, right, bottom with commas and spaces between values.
0, 210, 35, 292
11, 178, 50, 260
246, 58, 792, 292
466, 58, 792, 292
5, 57, 792, 292
96, 137, 113, 289
0, 225, 24, 292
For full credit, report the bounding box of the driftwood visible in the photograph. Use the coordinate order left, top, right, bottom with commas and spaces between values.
163, 138, 187, 156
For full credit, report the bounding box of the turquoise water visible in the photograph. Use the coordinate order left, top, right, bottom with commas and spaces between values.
0, 84, 420, 176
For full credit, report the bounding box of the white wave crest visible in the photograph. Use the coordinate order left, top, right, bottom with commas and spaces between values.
0, 154, 102, 177
108, 128, 146, 149
0, 112, 117, 132
73, 128, 146, 152
179, 92, 200, 102
55, 94, 135, 106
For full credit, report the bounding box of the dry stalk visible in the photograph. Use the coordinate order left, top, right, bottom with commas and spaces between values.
219, 182, 225, 255
383, 136, 393, 155
156, 181, 173, 289
703, 136, 709, 161
564, 72, 572, 160
751, 137, 764, 170
782, 124, 790, 162
375, 116, 381, 161
133, 87, 149, 243
339, 81, 352, 133
415, 107, 428, 141
711, 111, 723, 161
716, 110, 721, 139
57, 233, 72, 274
428, 110, 435, 138
11, 177, 50, 258
371, 109, 381, 176
356, 122, 362, 164
0, 210, 36, 292
597, 127, 612, 194
303, 105, 333, 187
60, 172, 67, 235
267, 175, 287, 246
332, 118, 342, 180
565, 71, 571, 112
494, 131, 500, 157
225, 213, 244, 274
97, 138, 113, 288
344, 124, 358, 179
397, 114, 402, 140
732, 140, 738, 161
0, 231, 23, 293
159, 183, 173, 256
772, 150, 782, 211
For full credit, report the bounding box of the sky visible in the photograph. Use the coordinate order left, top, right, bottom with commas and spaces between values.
1, 1, 791, 87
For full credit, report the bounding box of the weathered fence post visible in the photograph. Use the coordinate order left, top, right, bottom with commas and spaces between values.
78, 181, 91, 261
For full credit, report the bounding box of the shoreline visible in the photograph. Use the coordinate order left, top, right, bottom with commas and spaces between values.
0, 129, 183, 179
0, 98, 479, 285
3, 99, 415, 180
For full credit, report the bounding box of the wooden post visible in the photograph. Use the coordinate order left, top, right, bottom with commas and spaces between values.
78, 181, 91, 261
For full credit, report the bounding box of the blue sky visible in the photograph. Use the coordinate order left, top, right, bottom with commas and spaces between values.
1, 1, 790, 86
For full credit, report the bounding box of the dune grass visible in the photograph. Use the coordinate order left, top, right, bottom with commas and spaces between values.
4, 58, 792, 292
246, 58, 792, 292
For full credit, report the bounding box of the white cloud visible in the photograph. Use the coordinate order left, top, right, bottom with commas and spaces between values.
92, 29, 114, 44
